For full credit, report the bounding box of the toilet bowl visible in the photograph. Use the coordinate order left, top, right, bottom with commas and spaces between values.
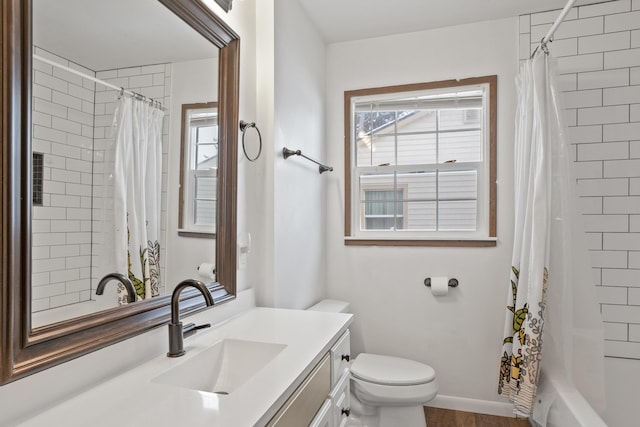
350, 353, 438, 427
307, 300, 439, 427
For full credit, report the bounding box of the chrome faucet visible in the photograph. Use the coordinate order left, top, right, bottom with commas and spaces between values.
96, 272, 136, 303
167, 279, 214, 357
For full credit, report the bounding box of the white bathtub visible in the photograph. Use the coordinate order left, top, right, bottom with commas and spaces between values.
531, 370, 607, 427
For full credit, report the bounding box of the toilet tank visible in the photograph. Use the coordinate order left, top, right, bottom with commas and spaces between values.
307, 299, 350, 313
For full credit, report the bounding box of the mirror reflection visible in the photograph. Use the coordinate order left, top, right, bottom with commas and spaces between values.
31, 0, 220, 327
179, 102, 218, 237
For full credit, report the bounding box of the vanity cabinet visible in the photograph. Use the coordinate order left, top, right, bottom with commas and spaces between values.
328, 330, 351, 427
267, 354, 331, 427
12, 307, 353, 427
310, 330, 351, 427
309, 400, 333, 427
268, 329, 351, 427
329, 370, 351, 427
330, 330, 351, 385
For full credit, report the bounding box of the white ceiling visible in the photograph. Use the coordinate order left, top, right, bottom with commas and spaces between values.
34, 0, 613, 71
297, 0, 612, 43
33, 0, 216, 71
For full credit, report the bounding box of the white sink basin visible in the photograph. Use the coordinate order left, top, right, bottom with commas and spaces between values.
152, 339, 287, 395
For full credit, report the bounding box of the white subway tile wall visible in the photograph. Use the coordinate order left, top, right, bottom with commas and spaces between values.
32, 47, 170, 313
522, 0, 640, 359
31, 47, 96, 311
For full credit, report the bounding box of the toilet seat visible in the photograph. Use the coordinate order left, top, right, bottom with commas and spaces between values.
350, 353, 439, 407
351, 377, 439, 406
351, 353, 436, 386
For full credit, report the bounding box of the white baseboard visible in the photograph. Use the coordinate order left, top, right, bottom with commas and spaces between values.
425, 394, 520, 419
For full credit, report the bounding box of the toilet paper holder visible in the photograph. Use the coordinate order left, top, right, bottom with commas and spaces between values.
424, 277, 459, 288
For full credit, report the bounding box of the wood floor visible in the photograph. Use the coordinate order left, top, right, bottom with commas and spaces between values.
424, 407, 530, 427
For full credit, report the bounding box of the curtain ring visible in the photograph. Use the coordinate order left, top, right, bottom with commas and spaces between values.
540, 37, 550, 54
239, 120, 262, 162
118, 87, 124, 99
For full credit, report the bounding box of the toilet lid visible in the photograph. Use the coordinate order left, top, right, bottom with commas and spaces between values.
351, 353, 436, 386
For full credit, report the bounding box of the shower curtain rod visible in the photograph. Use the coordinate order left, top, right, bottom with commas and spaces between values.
33, 54, 166, 111
535, 0, 578, 52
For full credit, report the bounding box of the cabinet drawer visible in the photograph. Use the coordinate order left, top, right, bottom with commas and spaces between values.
267, 354, 331, 427
331, 371, 351, 427
309, 399, 333, 427
330, 330, 350, 386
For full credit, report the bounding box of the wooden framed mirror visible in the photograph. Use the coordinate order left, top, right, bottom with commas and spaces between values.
0, 0, 239, 384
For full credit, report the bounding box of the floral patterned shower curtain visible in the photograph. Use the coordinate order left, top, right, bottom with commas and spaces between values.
498, 49, 553, 416
498, 45, 606, 418
111, 96, 164, 304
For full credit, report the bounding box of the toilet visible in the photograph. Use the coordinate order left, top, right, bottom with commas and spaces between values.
308, 300, 439, 427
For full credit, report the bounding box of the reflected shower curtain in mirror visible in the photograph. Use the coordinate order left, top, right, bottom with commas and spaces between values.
104, 96, 165, 304
498, 50, 605, 417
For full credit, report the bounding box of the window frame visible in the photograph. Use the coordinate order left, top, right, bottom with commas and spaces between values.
178, 102, 219, 238
343, 76, 497, 247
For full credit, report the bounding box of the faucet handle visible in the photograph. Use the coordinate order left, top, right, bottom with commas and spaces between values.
182, 322, 211, 338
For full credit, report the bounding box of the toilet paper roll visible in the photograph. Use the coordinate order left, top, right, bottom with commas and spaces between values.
197, 263, 216, 281
430, 276, 449, 296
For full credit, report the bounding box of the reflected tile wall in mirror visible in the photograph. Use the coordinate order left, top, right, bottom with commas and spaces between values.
31, 48, 97, 314
30, 0, 219, 328
31, 50, 173, 325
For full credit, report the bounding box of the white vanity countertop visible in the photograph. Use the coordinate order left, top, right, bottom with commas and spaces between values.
18, 307, 352, 427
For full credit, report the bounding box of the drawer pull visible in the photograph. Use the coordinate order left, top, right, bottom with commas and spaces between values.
341, 354, 350, 362
341, 408, 351, 417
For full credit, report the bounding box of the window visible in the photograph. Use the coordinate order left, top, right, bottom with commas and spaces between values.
179, 102, 218, 237
363, 188, 405, 230
344, 76, 497, 246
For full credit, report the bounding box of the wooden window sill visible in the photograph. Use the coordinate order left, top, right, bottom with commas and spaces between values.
344, 238, 497, 247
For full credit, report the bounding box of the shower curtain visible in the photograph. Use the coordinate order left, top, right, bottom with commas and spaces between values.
498, 49, 606, 418
108, 96, 164, 304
